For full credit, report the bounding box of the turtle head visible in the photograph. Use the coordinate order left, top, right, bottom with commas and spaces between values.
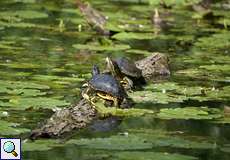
92, 65, 100, 76
106, 57, 119, 76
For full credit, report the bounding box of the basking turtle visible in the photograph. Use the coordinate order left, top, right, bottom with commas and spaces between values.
82, 65, 127, 107
106, 57, 143, 89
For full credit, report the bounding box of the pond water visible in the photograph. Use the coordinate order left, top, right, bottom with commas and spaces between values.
0, 0, 230, 160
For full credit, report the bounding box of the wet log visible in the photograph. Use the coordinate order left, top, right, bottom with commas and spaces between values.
76, 0, 110, 35
136, 52, 170, 81
30, 99, 97, 139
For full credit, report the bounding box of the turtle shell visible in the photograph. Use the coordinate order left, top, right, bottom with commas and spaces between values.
115, 57, 142, 78
89, 74, 126, 99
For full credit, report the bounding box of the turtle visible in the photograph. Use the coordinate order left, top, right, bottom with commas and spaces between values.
82, 65, 127, 107
106, 57, 143, 89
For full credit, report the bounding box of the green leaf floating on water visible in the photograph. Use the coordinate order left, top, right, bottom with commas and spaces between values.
157, 107, 222, 120
6, 97, 70, 110
199, 64, 230, 72
0, 21, 57, 30
0, 62, 41, 69
32, 75, 85, 82
106, 19, 154, 33
0, 41, 24, 50
213, 116, 230, 124
149, 0, 201, 6
3, 0, 36, 4
129, 90, 188, 104
112, 32, 158, 40
72, 43, 130, 51
0, 80, 50, 98
22, 139, 62, 152
190, 86, 230, 102
0, 120, 30, 136
145, 82, 181, 91
6, 89, 46, 97
220, 144, 230, 154
131, 82, 230, 104
0, 10, 48, 19
0, 78, 69, 109
114, 151, 197, 160
67, 134, 153, 150
175, 67, 230, 83
0, 80, 50, 90
127, 129, 217, 150
125, 49, 153, 55
194, 31, 230, 51
92, 101, 154, 117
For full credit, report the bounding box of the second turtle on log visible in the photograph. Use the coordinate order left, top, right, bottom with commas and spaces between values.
106, 57, 144, 90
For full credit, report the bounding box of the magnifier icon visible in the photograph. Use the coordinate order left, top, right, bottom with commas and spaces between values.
3, 141, 18, 157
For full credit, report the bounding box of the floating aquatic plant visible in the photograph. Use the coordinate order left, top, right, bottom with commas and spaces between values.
73, 43, 130, 51
0, 120, 30, 136
157, 107, 222, 120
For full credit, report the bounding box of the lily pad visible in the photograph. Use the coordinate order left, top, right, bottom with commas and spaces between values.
194, 31, 230, 51
32, 75, 84, 82
112, 32, 158, 40
129, 90, 188, 104
148, 0, 201, 6
0, 120, 30, 136
22, 139, 62, 152
6, 97, 70, 110
67, 134, 153, 150
114, 151, 197, 160
73, 43, 130, 51
199, 64, 230, 72
5, 0, 36, 4
125, 49, 153, 55
6, 89, 46, 97
157, 107, 222, 120
213, 116, 230, 124
0, 80, 50, 90
220, 144, 230, 154
128, 129, 217, 150
145, 82, 181, 91
0, 62, 41, 69
0, 43, 24, 50
0, 10, 48, 19
0, 21, 54, 30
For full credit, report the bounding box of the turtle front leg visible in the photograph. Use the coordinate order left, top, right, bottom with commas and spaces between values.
113, 97, 119, 107
81, 87, 90, 101
82, 86, 96, 102
82, 87, 98, 105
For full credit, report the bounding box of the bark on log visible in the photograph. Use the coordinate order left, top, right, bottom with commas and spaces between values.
136, 52, 170, 81
30, 99, 97, 139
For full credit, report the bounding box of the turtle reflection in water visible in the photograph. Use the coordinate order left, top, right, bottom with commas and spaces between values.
106, 57, 144, 90
82, 65, 130, 108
